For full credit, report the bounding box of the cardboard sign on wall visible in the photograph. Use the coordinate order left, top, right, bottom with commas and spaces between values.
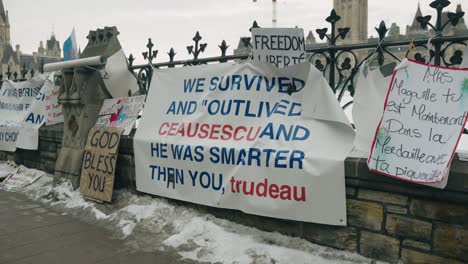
80, 126, 124, 202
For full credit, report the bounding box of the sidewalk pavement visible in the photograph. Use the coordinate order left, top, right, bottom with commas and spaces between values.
0, 190, 195, 264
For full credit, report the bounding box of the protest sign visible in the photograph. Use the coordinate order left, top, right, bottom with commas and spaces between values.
95, 95, 145, 135
251, 28, 306, 68
80, 126, 124, 202
17, 73, 61, 149
368, 59, 468, 184
0, 161, 18, 180
0, 76, 46, 151
2, 165, 45, 189
134, 61, 355, 225
45, 76, 63, 125
0, 73, 62, 151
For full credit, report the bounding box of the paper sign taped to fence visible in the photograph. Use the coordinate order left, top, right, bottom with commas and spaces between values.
251, 28, 306, 68
95, 95, 145, 135
46, 78, 63, 125
80, 126, 124, 202
368, 59, 468, 184
134, 61, 355, 225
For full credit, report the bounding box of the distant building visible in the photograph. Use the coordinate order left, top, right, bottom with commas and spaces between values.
234, 1, 467, 65
334, 0, 368, 44
366, 3, 468, 66
0, 0, 61, 79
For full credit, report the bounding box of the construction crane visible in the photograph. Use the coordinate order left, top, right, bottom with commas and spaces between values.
252, 0, 278, 28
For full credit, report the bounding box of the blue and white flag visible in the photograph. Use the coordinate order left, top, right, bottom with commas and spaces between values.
63, 29, 78, 61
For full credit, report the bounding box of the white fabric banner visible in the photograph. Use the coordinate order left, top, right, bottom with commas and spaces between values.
102, 49, 140, 98
251, 28, 306, 68
95, 95, 145, 135
368, 59, 468, 184
17, 73, 59, 150
352, 65, 393, 155
134, 61, 354, 225
0, 76, 46, 151
0, 73, 62, 151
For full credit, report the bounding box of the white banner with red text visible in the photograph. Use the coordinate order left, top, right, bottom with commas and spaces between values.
134, 61, 355, 225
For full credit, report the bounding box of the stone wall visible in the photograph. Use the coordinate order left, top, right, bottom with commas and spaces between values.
1, 124, 467, 264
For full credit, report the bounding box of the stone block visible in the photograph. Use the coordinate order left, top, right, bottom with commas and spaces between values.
385, 214, 432, 240
40, 151, 57, 161
23, 160, 37, 169
115, 166, 135, 190
358, 189, 408, 205
119, 137, 134, 154
410, 199, 468, 226
302, 223, 358, 251
39, 160, 56, 174
39, 140, 59, 152
6, 154, 16, 162
359, 231, 400, 264
386, 205, 408, 215
347, 199, 383, 231
117, 154, 134, 167
433, 224, 468, 262
401, 249, 463, 264
346, 187, 356, 197
209, 210, 304, 238
344, 157, 359, 177
402, 239, 431, 251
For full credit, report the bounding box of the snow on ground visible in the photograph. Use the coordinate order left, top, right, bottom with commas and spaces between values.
1, 173, 387, 264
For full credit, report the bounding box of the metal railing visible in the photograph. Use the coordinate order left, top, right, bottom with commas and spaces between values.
0, 60, 45, 83
128, 0, 468, 101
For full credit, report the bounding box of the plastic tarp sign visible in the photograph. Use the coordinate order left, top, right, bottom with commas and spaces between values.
134, 61, 355, 225
368, 59, 468, 184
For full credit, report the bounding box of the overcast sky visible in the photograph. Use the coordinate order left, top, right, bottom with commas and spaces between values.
5, 0, 465, 63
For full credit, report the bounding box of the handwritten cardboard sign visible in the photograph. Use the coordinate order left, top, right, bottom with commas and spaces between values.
80, 126, 124, 202
368, 59, 468, 184
251, 28, 306, 68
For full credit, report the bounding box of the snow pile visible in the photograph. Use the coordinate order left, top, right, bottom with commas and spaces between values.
3, 173, 386, 264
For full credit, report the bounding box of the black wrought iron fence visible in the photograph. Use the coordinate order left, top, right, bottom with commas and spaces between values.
0, 61, 45, 83
128, 0, 468, 102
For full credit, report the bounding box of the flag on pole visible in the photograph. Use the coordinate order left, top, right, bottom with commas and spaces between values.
63, 29, 78, 61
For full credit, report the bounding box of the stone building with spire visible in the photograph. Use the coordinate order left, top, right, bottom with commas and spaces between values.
235, 1, 466, 60
0, 0, 61, 79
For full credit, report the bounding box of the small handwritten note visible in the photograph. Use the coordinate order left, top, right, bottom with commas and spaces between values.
251, 28, 306, 68
368, 59, 468, 184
